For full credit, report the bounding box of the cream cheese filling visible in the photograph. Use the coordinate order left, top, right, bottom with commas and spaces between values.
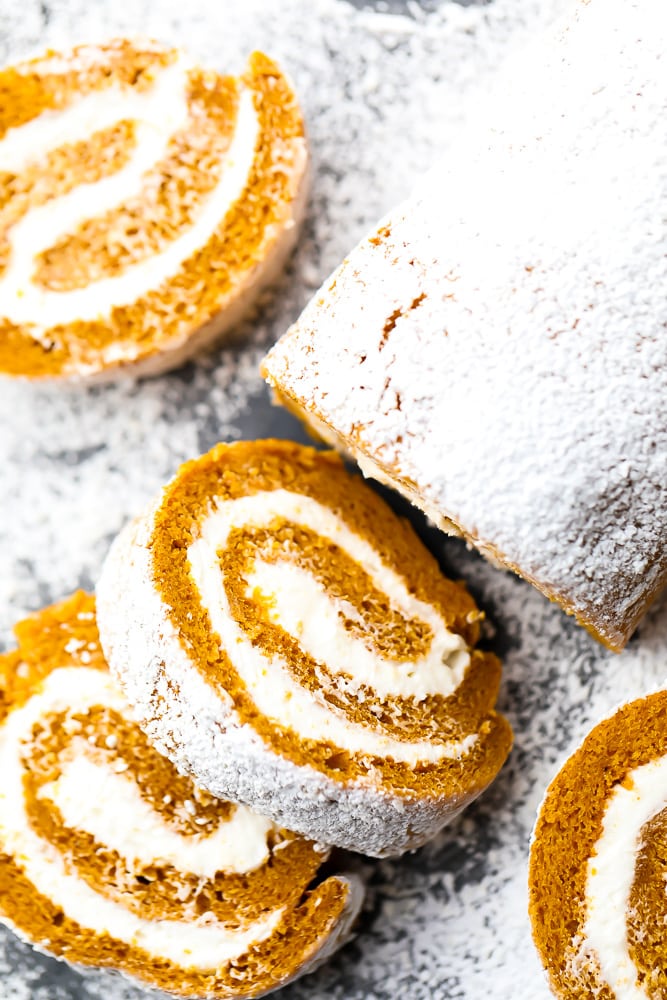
583, 754, 667, 1000
39, 753, 276, 879
187, 489, 477, 765
0, 57, 192, 173
0, 61, 259, 333
0, 666, 283, 968
245, 559, 470, 701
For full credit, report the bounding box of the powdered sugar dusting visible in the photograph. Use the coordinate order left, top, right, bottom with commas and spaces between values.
5, 0, 665, 998
264, 0, 667, 650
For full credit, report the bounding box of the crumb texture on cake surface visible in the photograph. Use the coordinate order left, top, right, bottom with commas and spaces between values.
529, 689, 667, 1000
262, 0, 667, 651
96, 439, 512, 857
0, 592, 363, 999
0, 39, 308, 380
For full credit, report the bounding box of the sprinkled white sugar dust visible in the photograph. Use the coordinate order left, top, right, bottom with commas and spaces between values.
2, 0, 666, 999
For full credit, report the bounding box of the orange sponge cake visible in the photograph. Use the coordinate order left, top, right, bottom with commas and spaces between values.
96, 439, 512, 858
262, 0, 667, 651
0, 39, 307, 380
529, 690, 667, 999
0, 592, 363, 998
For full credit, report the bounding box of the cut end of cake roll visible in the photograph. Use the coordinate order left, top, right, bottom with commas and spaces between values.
261, 0, 667, 653
529, 690, 667, 1000
0, 592, 363, 999
96, 439, 512, 858
0, 39, 308, 381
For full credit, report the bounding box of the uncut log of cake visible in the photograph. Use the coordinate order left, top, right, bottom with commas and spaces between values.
529, 690, 667, 1000
262, 0, 667, 652
0, 39, 307, 380
0, 592, 363, 998
96, 440, 512, 858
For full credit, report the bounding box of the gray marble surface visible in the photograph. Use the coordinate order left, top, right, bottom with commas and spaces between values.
1, 0, 665, 998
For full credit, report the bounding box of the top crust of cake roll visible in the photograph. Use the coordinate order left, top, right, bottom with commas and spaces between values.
262, 0, 667, 652
529, 690, 667, 999
96, 439, 512, 857
0, 39, 308, 381
0, 592, 363, 999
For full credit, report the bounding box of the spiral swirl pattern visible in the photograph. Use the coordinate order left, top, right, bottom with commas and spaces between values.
529, 690, 667, 1000
97, 439, 512, 857
0, 40, 307, 378
0, 592, 362, 998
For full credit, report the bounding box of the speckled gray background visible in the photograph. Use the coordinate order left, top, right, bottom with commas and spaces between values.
1, 0, 665, 998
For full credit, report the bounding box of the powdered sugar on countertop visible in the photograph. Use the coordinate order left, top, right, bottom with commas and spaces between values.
3, 0, 667, 998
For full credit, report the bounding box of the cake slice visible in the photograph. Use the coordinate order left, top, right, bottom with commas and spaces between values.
0, 592, 363, 998
529, 689, 667, 999
262, 0, 667, 651
96, 439, 512, 858
0, 39, 307, 380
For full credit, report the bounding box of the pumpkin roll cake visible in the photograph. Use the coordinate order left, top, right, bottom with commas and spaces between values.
96, 439, 512, 858
262, 0, 667, 651
0, 592, 363, 998
529, 690, 667, 1000
0, 39, 307, 380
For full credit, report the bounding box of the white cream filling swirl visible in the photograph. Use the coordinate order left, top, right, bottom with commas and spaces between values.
0, 666, 283, 969
188, 489, 477, 766
582, 754, 667, 1000
0, 58, 259, 334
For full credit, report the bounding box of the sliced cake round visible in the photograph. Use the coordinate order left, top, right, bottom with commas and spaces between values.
96, 439, 512, 857
0, 39, 307, 380
529, 690, 667, 999
0, 592, 362, 998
